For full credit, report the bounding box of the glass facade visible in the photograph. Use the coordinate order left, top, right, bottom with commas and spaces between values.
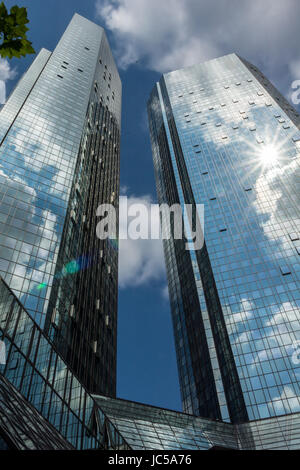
2, 268, 298, 451
0, 14, 121, 395
93, 395, 238, 450
0, 277, 129, 450
94, 395, 300, 450
148, 54, 300, 424
0, 372, 74, 449
1, 266, 299, 453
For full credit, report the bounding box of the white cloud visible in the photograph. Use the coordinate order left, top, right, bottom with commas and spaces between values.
269, 386, 300, 414
289, 60, 300, 79
118, 193, 166, 288
95, 0, 300, 78
0, 59, 16, 104
120, 185, 129, 195
161, 284, 169, 301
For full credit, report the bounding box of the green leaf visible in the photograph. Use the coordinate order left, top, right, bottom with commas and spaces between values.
0, 3, 35, 59
0, 2, 8, 18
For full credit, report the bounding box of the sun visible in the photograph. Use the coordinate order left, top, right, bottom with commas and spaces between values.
259, 144, 279, 167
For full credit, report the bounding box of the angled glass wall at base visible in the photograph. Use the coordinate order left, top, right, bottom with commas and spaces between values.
0, 277, 130, 450
0, 373, 74, 450
94, 395, 300, 450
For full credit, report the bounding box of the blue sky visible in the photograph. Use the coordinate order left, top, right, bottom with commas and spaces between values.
2, 0, 300, 412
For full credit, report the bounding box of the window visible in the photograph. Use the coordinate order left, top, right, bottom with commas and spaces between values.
70, 305, 75, 318
280, 265, 291, 276
289, 233, 299, 242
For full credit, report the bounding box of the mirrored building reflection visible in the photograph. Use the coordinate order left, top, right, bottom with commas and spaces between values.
148, 54, 300, 424
1, 270, 300, 450
0, 14, 121, 396
0, 277, 129, 450
93, 394, 300, 450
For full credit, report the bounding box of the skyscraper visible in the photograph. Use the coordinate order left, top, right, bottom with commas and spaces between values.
148, 54, 300, 424
0, 14, 121, 396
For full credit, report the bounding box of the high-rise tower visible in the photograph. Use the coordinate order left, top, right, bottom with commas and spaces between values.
148, 54, 300, 423
0, 14, 121, 395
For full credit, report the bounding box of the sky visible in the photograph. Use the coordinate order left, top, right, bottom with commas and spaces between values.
1, 0, 300, 412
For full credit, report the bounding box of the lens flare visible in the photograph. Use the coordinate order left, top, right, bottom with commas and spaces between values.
64, 260, 80, 274
33, 249, 115, 292
259, 144, 279, 167
36, 282, 47, 291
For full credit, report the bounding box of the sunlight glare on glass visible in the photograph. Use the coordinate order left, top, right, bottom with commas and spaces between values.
259, 143, 279, 167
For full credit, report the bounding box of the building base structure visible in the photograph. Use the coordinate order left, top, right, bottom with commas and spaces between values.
0, 275, 300, 450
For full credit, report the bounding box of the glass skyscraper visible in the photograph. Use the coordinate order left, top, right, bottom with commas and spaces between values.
0, 14, 121, 396
148, 53, 300, 424
1, 15, 300, 450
